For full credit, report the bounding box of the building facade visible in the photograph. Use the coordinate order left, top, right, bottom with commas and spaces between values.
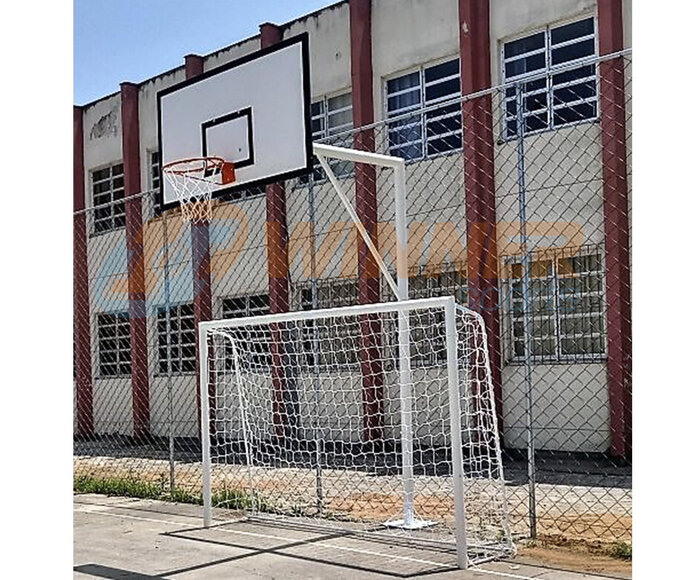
74, 0, 632, 459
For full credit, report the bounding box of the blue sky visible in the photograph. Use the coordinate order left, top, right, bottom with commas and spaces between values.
74, 0, 340, 105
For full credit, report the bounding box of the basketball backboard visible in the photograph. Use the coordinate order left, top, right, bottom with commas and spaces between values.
157, 33, 312, 210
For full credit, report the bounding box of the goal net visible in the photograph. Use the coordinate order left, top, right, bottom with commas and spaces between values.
199, 296, 513, 567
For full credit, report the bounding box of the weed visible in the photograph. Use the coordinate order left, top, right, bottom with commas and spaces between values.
608, 541, 632, 560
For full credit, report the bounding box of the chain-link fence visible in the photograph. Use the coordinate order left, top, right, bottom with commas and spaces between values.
74, 50, 631, 547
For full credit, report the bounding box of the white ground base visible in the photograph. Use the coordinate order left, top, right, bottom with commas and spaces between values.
383, 517, 437, 530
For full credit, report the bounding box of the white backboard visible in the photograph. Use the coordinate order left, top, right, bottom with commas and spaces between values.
157, 34, 312, 209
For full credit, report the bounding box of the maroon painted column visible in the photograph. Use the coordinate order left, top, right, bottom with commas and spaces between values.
458, 0, 504, 434
184, 54, 216, 441
260, 23, 291, 316
121, 82, 150, 440
597, 0, 632, 460
260, 23, 293, 441
350, 0, 383, 443
74, 106, 93, 437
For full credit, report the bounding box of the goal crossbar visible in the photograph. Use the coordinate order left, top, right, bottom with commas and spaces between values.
200, 296, 455, 332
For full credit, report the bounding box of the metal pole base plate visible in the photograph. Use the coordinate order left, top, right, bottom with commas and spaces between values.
383, 517, 436, 530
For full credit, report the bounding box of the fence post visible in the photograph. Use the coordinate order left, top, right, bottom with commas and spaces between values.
160, 204, 175, 492
515, 82, 537, 539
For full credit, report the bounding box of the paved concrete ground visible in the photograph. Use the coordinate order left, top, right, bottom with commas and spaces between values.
74, 494, 621, 580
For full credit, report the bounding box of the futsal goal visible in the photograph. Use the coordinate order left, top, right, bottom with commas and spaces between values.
199, 296, 513, 567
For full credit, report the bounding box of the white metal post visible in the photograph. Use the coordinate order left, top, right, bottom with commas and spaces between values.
313, 149, 399, 299
393, 161, 417, 527
199, 325, 212, 528
313, 143, 426, 529
445, 297, 468, 569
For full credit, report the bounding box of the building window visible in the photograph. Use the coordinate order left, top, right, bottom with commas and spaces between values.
409, 267, 469, 302
150, 151, 162, 216
222, 294, 271, 370
222, 294, 270, 319
300, 280, 358, 370
506, 252, 605, 362
97, 312, 131, 377
150, 151, 161, 191
157, 303, 195, 374
386, 58, 461, 161
502, 17, 597, 138
218, 184, 266, 203
301, 92, 354, 183
92, 163, 125, 233
407, 268, 469, 367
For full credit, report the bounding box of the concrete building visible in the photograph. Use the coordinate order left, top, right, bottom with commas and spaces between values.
74, 0, 632, 459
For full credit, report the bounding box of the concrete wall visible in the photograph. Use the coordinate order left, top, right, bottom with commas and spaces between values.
203, 37, 260, 72
372, 0, 459, 123
138, 68, 187, 195
76, 0, 629, 452
211, 198, 269, 298
283, 1, 351, 99
489, 0, 611, 452
502, 363, 609, 452
83, 93, 122, 205
82, 93, 133, 436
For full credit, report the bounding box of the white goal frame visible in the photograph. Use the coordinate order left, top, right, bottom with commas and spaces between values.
200, 296, 509, 569
198, 144, 512, 569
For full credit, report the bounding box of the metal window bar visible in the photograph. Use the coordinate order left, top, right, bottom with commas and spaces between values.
157, 303, 196, 375
97, 312, 131, 377
386, 59, 461, 161
92, 163, 126, 233
502, 17, 598, 138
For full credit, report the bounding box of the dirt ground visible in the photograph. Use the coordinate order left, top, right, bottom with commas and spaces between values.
74, 453, 632, 572
516, 540, 631, 578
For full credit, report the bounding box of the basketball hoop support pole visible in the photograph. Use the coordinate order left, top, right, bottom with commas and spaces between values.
313, 143, 431, 530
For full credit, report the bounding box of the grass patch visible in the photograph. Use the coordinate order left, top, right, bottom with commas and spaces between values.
608, 541, 632, 560
74, 475, 269, 513
74, 475, 200, 504
74, 475, 169, 500
211, 488, 272, 512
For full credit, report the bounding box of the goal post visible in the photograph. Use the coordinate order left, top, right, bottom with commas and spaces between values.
198, 296, 513, 568
314, 142, 424, 529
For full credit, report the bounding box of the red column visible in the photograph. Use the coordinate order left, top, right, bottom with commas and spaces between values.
597, 0, 632, 460
458, 0, 504, 435
260, 24, 290, 315
260, 23, 293, 441
121, 82, 150, 440
184, 54, 216, 441
350, 0, 383, 443
74, 106, 93, 437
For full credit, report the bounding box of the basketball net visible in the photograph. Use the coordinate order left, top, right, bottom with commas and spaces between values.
162, 157, 235, 223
